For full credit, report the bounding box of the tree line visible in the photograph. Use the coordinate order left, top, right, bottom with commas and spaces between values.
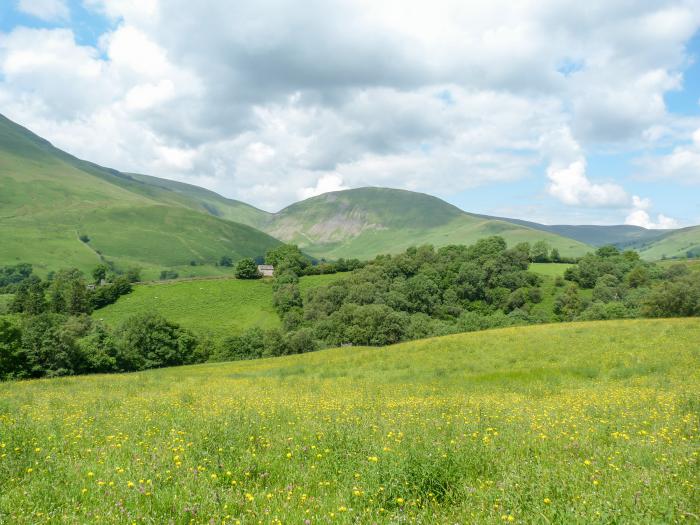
1, 239, 699, 379
223, 240, 700, 360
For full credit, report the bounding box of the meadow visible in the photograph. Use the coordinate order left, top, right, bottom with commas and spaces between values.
0, 318, 697, 524
94, 274, 343, 339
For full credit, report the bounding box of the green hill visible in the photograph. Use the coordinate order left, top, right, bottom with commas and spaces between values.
94, 273, 342, 339
634, 225, 700, 260
1, 318, 697, 522
0, 114, 280, 278
265, 188, 592, 260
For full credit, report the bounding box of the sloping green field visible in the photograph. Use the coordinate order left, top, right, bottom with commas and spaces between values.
94, 274, 342, 339
0, 114, 280, 276
637, 226, 700, 260
0, 319, 697, 523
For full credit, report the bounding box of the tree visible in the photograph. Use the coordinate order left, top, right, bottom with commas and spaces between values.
265, 244, 310, 275
219, 255, 233, 267
0, 263, 33, 292
114, 312, 197, 371
48, 269, 91, 315
0, 317, 25, 380
273, 283, 303, 314
92, 264, 109, 284
287, 328, 318, 354
76, 323, 118, 373
642, 276, 700, 318
21, 314, 91, 377
216, 327, 265, 361
554, 284, 585, 321
531, 241, 551, 263
234, 258, 262, 279
625, 265, 649, 288
550, 248, 561, 263
125, 267, 142, 283
262, 328, 288, 357
592, 274, 623, 303
10, 276, 47, 315
596, 245, 620, 258
90, 276, 132, 310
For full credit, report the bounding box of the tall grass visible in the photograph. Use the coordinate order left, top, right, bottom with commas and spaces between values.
0, 319, 698, 523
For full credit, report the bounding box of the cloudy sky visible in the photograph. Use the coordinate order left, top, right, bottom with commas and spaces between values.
1, 0, 700, 226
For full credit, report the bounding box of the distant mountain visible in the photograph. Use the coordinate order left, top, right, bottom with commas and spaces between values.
474, 214, 672, 248
0, 114, 280, 278
474, 213, 700, 260
2, 113, 695, 275
262, 188, 592, 260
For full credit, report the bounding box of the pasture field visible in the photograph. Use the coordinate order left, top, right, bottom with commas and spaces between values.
94, 274, 343, 339
0, 318, 697, 524
528, 263, 573, 277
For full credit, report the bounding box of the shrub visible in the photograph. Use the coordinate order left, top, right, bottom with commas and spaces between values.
159, 270, 179, 281
234, 258, 262, 279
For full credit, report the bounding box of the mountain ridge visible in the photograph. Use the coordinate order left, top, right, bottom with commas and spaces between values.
1, 113, 697, 272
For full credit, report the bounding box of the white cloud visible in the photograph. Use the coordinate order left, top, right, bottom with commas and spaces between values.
1, 0, 699, 216
17, 0, 69, 22
625, 210, 679, 229
625, 195, 679, 229
546, 159, 630, 207
543, 127, 629, 208
299, 174, 349, 200
639, 127, 700, 184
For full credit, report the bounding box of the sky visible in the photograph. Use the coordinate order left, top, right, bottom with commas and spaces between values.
1, 0, 700, 227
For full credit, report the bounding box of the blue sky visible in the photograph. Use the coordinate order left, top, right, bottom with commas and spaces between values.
1, 0, 699, 226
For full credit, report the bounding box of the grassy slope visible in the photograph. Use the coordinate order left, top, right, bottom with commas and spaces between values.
529, 262, 573, 276
94, 274, 342, 339
636, 225, 700, 260
123, 172, 270, 228
0, 114, 280, 275
0, 319, 697, 523
267, 188, 592, 260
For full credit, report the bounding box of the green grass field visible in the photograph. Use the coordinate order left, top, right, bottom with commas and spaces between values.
0, 318, 697, 523
94, 274, 343, 339
528, 263, 573, 276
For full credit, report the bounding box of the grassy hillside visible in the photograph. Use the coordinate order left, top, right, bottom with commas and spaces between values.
0, 114, 280, 276
635, 225, 700, 260
267, 188, 592, 260
123, 172, 270, 228
94, 274, 342, 339
1, 319, 697, 523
